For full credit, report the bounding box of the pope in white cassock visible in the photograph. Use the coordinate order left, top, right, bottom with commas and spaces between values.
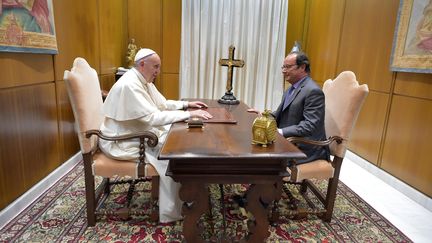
99, 48, 213, 223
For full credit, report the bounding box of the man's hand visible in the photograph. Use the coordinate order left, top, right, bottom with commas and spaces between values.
189, 101, 208, 109
190, 109, 213, 120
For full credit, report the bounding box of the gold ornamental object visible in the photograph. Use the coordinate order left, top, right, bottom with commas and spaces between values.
252, 110, 277, 147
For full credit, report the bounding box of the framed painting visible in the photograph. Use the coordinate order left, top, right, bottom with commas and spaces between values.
0, 0, 57, 54
390, 0, 432, 73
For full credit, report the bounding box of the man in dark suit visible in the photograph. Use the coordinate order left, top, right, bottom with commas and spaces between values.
235, 51, 330, 208
272, 51, 329, 163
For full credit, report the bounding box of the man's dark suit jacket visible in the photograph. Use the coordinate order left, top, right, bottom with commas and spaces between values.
272, 76, 329, 164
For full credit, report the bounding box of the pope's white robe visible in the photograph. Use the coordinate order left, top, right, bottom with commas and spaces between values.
99, 68, 190, 223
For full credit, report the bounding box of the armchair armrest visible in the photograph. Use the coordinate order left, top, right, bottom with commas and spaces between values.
287, 136, 343, 147
286, 136, 344, 168
85, 129, 158, 164
85, 129, 158, 146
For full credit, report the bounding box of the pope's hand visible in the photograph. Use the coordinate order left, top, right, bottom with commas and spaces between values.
190, 109, 213, 120
189, 101, 208, 109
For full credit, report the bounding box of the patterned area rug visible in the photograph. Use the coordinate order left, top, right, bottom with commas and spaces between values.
0, 162, 411, 242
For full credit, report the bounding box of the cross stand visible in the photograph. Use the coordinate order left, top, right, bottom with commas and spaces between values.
218, 45, 244, 105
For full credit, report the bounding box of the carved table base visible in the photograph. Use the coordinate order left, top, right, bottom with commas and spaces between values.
179, 182, 282, 242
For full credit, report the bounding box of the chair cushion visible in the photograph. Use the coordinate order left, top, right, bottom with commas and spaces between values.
284, 160, 334, 183
92, 151, 158, 179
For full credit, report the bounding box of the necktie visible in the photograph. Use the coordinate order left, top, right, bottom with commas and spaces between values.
283, 86, 295, 110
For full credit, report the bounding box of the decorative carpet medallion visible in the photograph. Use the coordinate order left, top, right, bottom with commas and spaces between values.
0, 162, 412, 242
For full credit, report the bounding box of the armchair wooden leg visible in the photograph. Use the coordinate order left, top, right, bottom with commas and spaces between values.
117, 180, 137, 220
83, 153, 97, 227
150, 176, 159, 222
322, 158, 343, 222
219, 184, 227, 238
282, 183, 298, 210
269, 199, 280, 226
104, 178, 111, 194
300, 181, 307, 194
151, 176, 159, 200
322, 177, 338, 222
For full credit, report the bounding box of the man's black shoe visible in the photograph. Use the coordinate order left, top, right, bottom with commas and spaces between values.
233, 194, 247, 208
233, 195, 269, 208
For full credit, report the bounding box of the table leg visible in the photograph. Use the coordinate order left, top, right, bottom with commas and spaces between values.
245, 182, 281, 242
179, 182, 209, 243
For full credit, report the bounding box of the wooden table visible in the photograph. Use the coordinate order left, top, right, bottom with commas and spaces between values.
159, 99, 306, 242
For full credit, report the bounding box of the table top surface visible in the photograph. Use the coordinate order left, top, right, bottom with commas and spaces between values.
158, 99, 306, 161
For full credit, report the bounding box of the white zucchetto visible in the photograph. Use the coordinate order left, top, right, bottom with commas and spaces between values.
134, 48, 156, 62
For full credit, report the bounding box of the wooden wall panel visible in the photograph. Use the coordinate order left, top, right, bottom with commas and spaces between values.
128, 0, 162, 54
305, 0, 345, 84
99, 0, 128, 74
337, 0, 398, 93
162, 0, 181, 74
348, 91, 389, 165
0, 53, 54, 89
0, 161, 4, 209
394, 72, 432, 100
286, 0, 308, 54
161, 74, 180, 100
0, 88, 26, 209
0, 84, 60, 206
128, 0, 162, 89
20, 84, 60, 187
381, 95, 432, 197
99, 74, 117, 93
128, 0, 180, 95
53, 0, 100, 81
161, 0, 181, 99
56, 81, 80, 162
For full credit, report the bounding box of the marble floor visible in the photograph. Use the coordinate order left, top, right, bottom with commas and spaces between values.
341, 151, 432, 243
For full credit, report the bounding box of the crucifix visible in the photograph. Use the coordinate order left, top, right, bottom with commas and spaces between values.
218, 45, 245, 105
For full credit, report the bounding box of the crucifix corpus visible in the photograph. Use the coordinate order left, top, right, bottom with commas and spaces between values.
218, 45, 245, 105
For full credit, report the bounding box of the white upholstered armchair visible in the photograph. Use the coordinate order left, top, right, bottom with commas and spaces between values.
64, 57, 159, 226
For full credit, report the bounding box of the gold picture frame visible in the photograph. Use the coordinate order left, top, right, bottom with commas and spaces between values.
390, 0, 432, 73
0, 0, 57, 54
